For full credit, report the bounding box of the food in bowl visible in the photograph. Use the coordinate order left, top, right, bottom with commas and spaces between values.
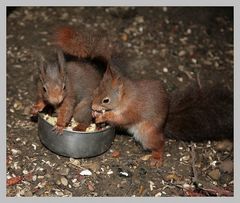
43, 114, 109, 132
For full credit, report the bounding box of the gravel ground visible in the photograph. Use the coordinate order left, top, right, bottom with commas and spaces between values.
7, 7, 233, 197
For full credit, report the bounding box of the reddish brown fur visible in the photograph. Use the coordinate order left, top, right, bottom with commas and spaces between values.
135, 122, 165, 167
73, 123, 89, 131
55, 97, 75, 128
54, 26, 119, 66
31, 100, 46, 115
92, 67, 169, 167
31, 51, 102, 134
92, 67, 233, 168
55, 26, 89, 57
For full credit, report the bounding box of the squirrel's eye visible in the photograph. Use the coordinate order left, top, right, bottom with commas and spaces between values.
102, 97, 110, 104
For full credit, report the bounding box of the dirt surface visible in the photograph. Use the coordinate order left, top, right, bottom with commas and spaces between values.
7, 7, 233, 197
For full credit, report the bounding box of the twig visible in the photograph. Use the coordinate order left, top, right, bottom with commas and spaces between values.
190, 142, 198, 183
178, 66, 194, 80
196, 71, 202, 89
200, 186, 233, 196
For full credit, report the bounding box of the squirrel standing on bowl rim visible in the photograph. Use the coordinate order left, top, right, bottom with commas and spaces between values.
53, 26, 233, 167
30, 49, 102, 133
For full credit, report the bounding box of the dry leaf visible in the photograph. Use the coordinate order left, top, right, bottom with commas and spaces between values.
140, 154, 152, 161
7, 176, 22, 186
112, 151, 120, 158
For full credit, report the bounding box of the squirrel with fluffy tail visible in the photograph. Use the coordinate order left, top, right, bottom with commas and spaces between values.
55, 26, 233, 167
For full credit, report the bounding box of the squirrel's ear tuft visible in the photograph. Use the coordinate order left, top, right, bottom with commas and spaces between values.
105, 65, 114, 78
105, 64, 121, 80
56, 49, 65, 75
39, 55, 47, 76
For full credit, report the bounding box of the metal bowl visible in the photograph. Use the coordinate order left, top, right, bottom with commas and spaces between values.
38, 113, 115, 158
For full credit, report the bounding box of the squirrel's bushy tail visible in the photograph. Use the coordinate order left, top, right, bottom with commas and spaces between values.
54, 26, 127, 75
165, 84, 233, 141
54, 26, 119, 64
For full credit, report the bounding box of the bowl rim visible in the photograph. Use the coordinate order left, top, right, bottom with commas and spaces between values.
38, 113, 114, 135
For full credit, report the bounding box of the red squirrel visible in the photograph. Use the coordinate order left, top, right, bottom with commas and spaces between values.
54, 26, 233, 167
92, 66, 169, 167
91, 65, 233, 167
31, 49, 102, 133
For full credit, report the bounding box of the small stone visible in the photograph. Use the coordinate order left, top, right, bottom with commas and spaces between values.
80, 169, 92, 176
13, 100, 23, 110
165, 18, 170, 24
178, 50, 186, 57
22, 106, 31, 115
163, 7, 168, 12
208, 169, 221, 181
149, 181, 155, 191
61, 12, 69, 20
163, 173, 182, 182
11, 148, 21, 155
32, 175, 37, 181
178, 65, 185, 71
118, 168, 131, 177
160, 49, 168, 57
61, 177, 68, 186
119, 171, 129, 177
135, 16, 144, 23
191, 58, 197, 64
112, 150, 120, 158
186, 28, 192, 34
177, 77, 183, 82
214, 61, 219, 68
163, 67, 168, 73
181, 155, 190, 162
22, 169, 28, 175
37, 175, 44, 179
81, 162, 100, 172
31, 144, 37, 150
179, 37, 188, 44
140, 154, 152, 161
182, 183, 191, 189
214, 140, 233, 152
64, 189, 72, 196
152, 49, 158, 54
73, 182, 80, 188
155, 192, 162, 197
121, 33, 128, 41
139, 27, 143, 32
127, 43, 132, 47
20, 188, 32, 197
87, 181, 95, 191
140, 70, 146, 75
107, 169, 113, 175
219, 160, 233, 173
69, 158, 81, 167
55, 191, 64, 196
58, 167, 70, 176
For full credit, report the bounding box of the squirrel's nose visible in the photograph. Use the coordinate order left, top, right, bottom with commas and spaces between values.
92, 104, 99, 111
49, 96, 63, 106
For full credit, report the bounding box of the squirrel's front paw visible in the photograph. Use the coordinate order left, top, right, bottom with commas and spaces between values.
149, 157, 163, 168
95, 114, 106, 124
52, 125, 64, 135
30, 105, 41, 115
30, 104, 45, 116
